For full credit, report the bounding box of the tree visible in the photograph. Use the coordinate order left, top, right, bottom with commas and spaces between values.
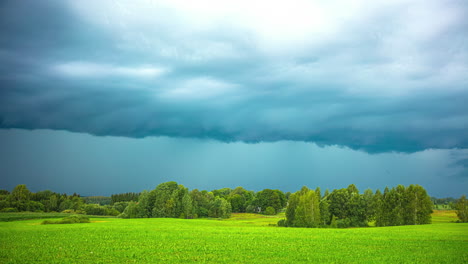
136, 190, 152, 218
228, 187, 254, 213
11, 184, 31, 202
151, 182, 179, 218
209, 197, 231, 218
120, 201, 139, 218
375, 185, 432, 226
181, 192, 193, 219
455, 195, 468, 222
328, 188, 350, 220
252, 189, 286, 214
265, 206, 276, 215
285, 192, 299, 227
190, 189, 213, 217
363, 189, 375, 222
294, 188, 320, 227
112, 202, 129, 213
319, 198, 330, 226
284, 186, 320, 228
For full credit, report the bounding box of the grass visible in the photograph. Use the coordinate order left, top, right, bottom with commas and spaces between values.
432, 209, 459, 223
41, 215, 91, 225
0, 212, 71, 222
0, 211, 467, 263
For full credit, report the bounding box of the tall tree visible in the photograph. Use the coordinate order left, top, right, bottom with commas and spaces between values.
10, 184, 31, 202
455, 195, 468, 222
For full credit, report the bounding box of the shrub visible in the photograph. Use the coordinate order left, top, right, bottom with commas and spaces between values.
277, 219, 286, 227
265, 206, 276, 215
41, 215, 90, 225
83, 204, 107, 215
0, 207, 18, 212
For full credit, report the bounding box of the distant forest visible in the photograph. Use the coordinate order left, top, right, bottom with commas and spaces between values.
1, 183, 467, 227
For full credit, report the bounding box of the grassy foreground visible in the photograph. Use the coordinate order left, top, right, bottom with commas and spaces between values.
0, 212, 467, 263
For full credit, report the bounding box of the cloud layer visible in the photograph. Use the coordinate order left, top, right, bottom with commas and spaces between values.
1, 0, 468, 152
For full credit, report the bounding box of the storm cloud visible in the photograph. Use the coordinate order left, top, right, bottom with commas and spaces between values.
1, 0, 468, 153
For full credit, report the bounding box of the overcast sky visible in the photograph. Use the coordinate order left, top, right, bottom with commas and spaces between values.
1, 0, 467, 196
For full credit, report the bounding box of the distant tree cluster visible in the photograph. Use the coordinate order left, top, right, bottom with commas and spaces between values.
431, 197, 457, 209
1, 182, 466, 226
0, 184, 84, 213
0, 185, 118, 216
374, 185, 433, 226
111, 192, 140, 204
120, 182, 233, 219
281, 184, 434, 228
83, 196, 111, 206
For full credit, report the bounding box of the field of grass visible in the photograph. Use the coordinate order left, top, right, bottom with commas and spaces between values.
432, 209, 459, 223
0, 212, 467, 263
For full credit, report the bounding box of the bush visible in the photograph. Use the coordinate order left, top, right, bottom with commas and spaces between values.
41, 215, 90, 225
105, 207, 120, 216
0, 207, 18, 212
265, 206, 276, 215
277, 219, 286, 227
336, 218, 352, 228
83, 204, 107, 215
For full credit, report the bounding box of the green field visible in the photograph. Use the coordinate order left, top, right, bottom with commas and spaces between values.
0, 212, 467, 263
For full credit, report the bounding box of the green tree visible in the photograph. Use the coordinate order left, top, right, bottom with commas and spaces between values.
151, 182, 179, 218
209, 197, 231, 218
120, 201, 139, 218
328, 188, 350, 220
285, 192, 299, 227
363, 189, 375, 222
285, 186, 320, 228
11, 184, 31, 202
181, 192, 194, 218
265, 206, 276, 215
455, 195, 468, 222
293, 188, 320, 228
190, 189, 213, 217
136, 190, 152, 218
252, 189, 286, 214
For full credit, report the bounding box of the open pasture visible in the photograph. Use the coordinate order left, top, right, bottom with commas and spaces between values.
0, 212, 467, 263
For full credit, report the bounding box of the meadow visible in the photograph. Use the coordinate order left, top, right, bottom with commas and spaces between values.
0, 211, 467, 263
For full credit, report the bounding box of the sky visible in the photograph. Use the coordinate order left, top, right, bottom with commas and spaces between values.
0, 0, 467, 197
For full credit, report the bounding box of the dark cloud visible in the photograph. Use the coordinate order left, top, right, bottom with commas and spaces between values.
1, 0, 468, 153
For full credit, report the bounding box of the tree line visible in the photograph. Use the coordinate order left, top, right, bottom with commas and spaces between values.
1, 183, 467, 226
280, 184, 435, 228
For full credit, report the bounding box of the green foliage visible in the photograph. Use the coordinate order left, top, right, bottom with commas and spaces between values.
251, 189, 286, 214
10, 184, 31, 202
111, 192, 140, 204
119, 201, 139, 218
41, 215, 90, 224
190, 189, 213, 217
227, 187, 254, 213
112, 202, 129, 213
212, 188, 232, 199
82, 204, 115, 216
82, 196, 111, 205
277, 219, 286, 227
455, 195, 468, 222
376, 185, 433, 226
151, 182, 180, 218
209, 197, 231, 218
265, 206, 276, 215
0, 207, 18, 213
285, 186, 320, 227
